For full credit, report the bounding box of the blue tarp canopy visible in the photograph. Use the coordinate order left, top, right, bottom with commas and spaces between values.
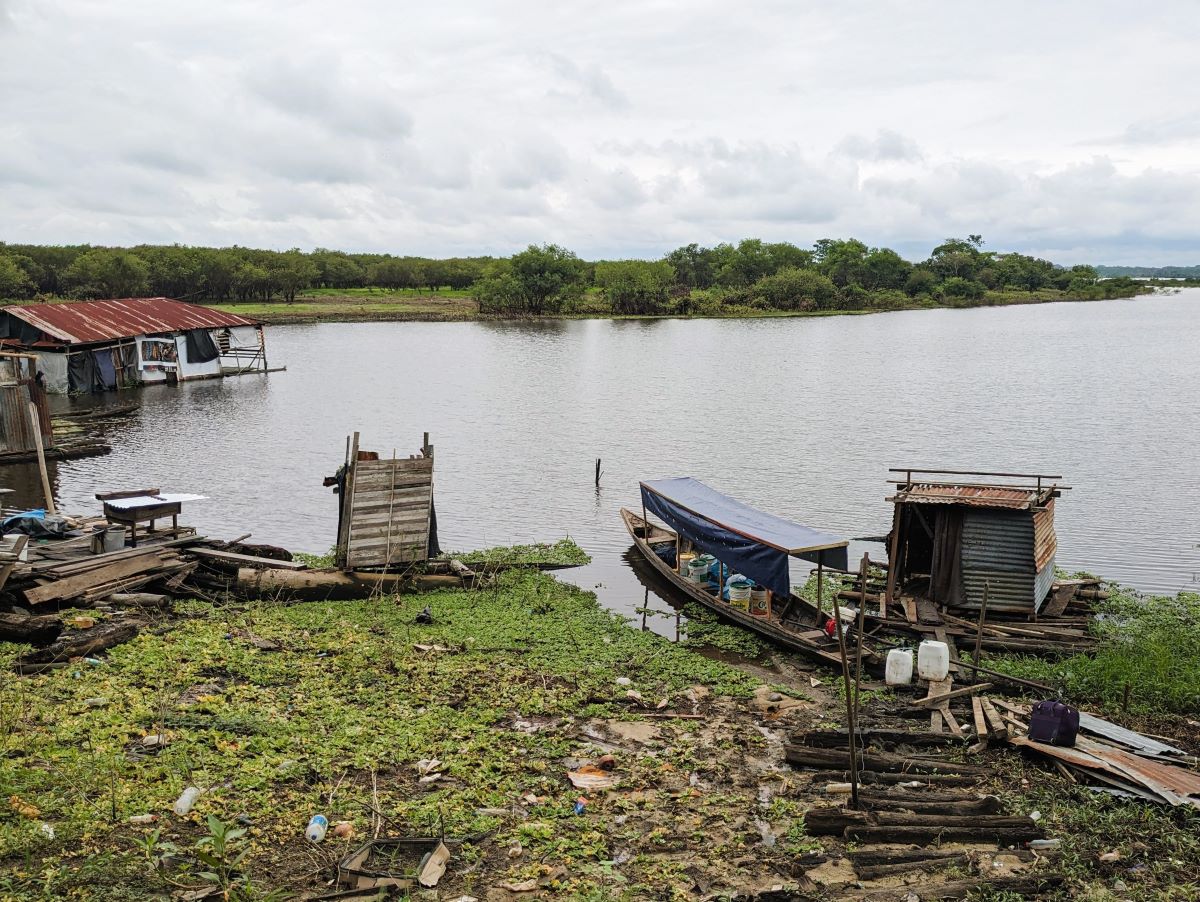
640, 477, 849, 598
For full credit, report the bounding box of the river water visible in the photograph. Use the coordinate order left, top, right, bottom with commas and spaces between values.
4, 291, 1198, 627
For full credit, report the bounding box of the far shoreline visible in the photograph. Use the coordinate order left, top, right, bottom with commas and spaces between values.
213, 285, 1164, 326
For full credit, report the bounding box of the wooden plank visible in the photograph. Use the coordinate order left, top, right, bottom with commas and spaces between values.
346, 532, 429, 550
941, 707, 964, 737
347, 486, 432, 506
189, 548, 306, 570
930, 709, 944, 734
980, 698, 1009, 738
971, 696, 988, 737
0, 534, 28, 591
24, 554, 168, 605
909, 683, 993, 708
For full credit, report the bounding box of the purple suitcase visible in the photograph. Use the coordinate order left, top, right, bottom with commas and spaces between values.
1027, 700, 1080, 747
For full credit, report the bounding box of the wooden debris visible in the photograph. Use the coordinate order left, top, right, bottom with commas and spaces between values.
783, 744, 989, 775
909, 682, 993, 708
13, 620, 141, 670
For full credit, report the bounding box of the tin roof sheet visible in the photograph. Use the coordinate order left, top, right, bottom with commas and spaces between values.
889, 483, 1040, 510
1, 298, 260, 344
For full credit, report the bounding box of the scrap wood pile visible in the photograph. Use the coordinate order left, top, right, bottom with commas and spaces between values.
785, 727, 1065, 899
0, 515, 307, 673
993, 699, 1200, 807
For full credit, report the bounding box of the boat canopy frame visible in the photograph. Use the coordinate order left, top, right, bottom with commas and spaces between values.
639, 477, 849, 598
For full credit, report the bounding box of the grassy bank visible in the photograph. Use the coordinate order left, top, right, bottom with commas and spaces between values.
984, 583, 1200, 717
205, 285, 1155, 325
3, 569, 1197, 899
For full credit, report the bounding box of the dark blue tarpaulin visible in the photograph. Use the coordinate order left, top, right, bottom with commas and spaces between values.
640, 477, 848, 598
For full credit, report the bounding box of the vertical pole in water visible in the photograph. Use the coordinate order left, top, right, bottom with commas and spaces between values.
816, 559, 824, 618
973, 581, 990, 667
29, 402, 55, 515
830, 556, 859, 809
595, 459, 601, 487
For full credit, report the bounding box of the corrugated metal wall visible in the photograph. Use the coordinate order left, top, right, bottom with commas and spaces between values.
342, 456, 434, 569
960, 508, 1054, 613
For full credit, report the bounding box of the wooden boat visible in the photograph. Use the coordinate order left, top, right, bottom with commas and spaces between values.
621, 506, 879, 672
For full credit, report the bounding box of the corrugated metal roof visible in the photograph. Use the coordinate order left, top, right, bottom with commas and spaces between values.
890, 483, 1040, 509
1, 298, 260, 345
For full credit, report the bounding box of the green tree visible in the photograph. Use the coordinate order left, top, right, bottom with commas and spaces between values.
861, 247, 912, 290
507, 244, 585, 314
927, 237, 987, 280
312, 250, 365, 288
269, 250, 319, 303
64, 248, 150, 298
750, 267, 838, 310
939, 276, 986, 302
594, 260, 675, 315
664, 243, 717, 289
813, 238, 869, 287
0, 255, 34, 299
904, 268, 938, 296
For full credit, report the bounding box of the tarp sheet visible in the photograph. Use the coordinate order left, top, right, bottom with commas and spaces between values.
640, 477, 848, 598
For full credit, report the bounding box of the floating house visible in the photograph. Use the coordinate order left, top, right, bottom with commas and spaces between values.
884, 469, 1065, 615
0, 297, 267, 394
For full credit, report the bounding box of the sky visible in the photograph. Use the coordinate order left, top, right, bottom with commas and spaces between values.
2, 1, 1200, 264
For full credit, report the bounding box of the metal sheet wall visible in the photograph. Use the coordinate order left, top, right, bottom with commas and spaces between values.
960, 509, 1040, 613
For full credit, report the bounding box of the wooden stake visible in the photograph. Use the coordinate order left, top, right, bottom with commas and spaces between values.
831, 567, 860, 809
851, 553, 869, 738
816, 559, 824, 617
595, 458, 601, 486
973, 581, 989, 667
29, 402, 55, 515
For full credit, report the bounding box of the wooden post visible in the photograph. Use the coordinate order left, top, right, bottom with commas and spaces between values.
852, 553, 869, 737
883, 503, 902, 614
973, 581, 990, 667
816, 559, 824, 617
831, 585, 860, 809
29, 402, 55, 515
595, 458, 601, 486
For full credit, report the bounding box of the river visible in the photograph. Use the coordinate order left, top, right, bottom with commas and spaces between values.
4, 291, 1198, 627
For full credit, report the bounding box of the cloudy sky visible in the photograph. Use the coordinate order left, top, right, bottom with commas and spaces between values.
2, 1, 1199, 264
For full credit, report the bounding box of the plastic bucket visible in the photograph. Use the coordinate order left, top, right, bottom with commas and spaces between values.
687, 558, 709, 583
677, 552, 696, 576
749, 587, 770, 617
728, 578, 752, 610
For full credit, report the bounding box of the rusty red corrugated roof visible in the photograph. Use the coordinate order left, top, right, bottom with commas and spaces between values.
888, 483, 1040, 510
1, 298, 260, 345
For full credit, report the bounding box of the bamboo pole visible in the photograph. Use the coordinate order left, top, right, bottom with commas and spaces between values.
852, 553, 869, 729
29, 402, 55, 515
830, 557, 860, 809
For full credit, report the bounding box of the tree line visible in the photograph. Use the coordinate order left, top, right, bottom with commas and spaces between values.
0, 243, 490, 303
0, 237, 1138, 314
474, 235, 1133, 315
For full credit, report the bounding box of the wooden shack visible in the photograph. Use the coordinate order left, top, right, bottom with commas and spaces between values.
883, 469, 1066, 615
335, 434, 437, 571
0, 351, 53, 461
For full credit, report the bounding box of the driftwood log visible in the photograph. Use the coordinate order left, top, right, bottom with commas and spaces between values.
806, 770, 981, 787
14, 619, 141, 670
790, 729, 958, 750
236, 568, 463, 601
852, 874, 1064, 900
784, 744, 990, 775
844, 823, 1043, 843
0, 612, 63, 644
804, 808, 1037, 836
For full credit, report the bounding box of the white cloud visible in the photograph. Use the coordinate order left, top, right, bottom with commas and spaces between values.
1, 1, 1199, 263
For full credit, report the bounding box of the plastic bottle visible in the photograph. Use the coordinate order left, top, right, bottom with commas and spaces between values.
1027, 838, 1061, 850
130, 814, 158, 825
173, 786, 201, 816
305, 814, 328, 842
885, 648, 914, 686
917, 640, 950, 681
573, 797, 588, 815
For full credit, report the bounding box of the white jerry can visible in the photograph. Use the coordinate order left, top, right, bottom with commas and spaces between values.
885, 648, 914, 686
917, 639, 950, 682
